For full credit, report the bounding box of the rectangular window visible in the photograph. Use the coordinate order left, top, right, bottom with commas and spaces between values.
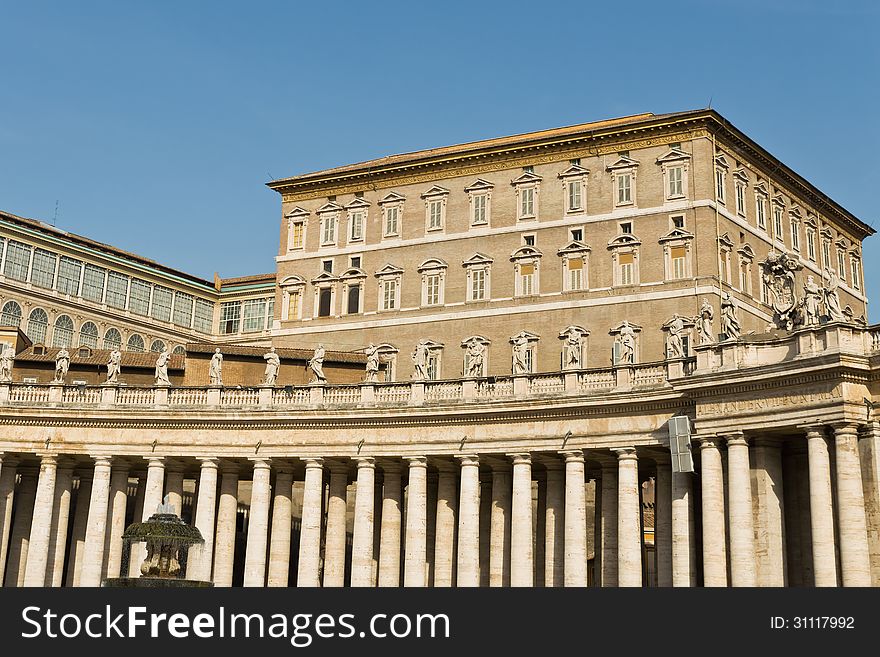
172, 291, 194, 327
106, 272, 129, 309
567, 180, 582, 211
720, 250, 730, 284
520, 187, 535, 217
716, 169, 726, 203
791, 220, 800, 251
571, 228, 583, 242
318, 288, 332, 317
290, 222, 304, 249
671, 215, 685, 229
384, 206, 399, 236
220, 301, 240, 334
837, 250, 846, 282
30, 249, 56, 288
807, 229, 817, 261
619, 252, 634, 285
735, 184, 745, 215
349, 212, 364, 241
620, 221, 633, 234
523, 234, 536, 246
472, 194, 487, 225
852, 259, 861, 290
346, 285, 361, 314
756, 196, 766, 229
471, 269, 486, 300
523, 348, 534, 374
382, 279, 397, 310
321, 216, 336, 245
519, 263, 535, 296
287, 291, 301, 320
568, 258, 583, 290
194, 299, 214, 333
57, 256, 82, 296
668, 166, 683, 198
774, 207, 784, 238
822, 241, 831, 270
671, 246, 687, 280
242, 298, 267, 332
426, 274, 441, 305
617, 174, 632, 205
322, 259, 333, 273
82, 264, 106, 303
151, 285, 172, 322
428, 200, 443, 230
740, 262, 750, 293
266, 298, 274, 326
3, 240, 31, 281
426, 353, 439, 380
129, 279, 151, 316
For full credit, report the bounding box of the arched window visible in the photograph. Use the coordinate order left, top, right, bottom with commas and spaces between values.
150, 339, 166, 353
127, 333, 145, 352
103, 328, 122, 350
52, 315, 75, 347
1, 300, 22, 327
79, 321, 99, 349
172, 345, 186, 355
26, 307, 48, 343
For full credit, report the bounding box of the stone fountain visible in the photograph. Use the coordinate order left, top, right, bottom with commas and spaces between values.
103, 496, 213, 587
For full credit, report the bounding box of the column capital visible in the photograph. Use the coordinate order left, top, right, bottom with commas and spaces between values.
88, 455, 113, 467
197, 457, 220, 468
37, 453, 58, 465
143, 455, 165, 466
830, 421, 860, 437
249, 457, 272, 471
697, 435, 722, 449
508, 453, 532, 465
301, 457, 324, 470
800, 424, 829, 439
455, 454, 480, 468
612, 446, 638, 461
403, 455, 428, 469
723, 431, 748, 447
354, 456, 376, 469
859, 420, 880, 439
559, 450, 585, 464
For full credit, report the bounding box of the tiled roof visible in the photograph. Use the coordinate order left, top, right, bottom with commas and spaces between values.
219, 273, 276, 287
16, 346, 185, 370
186, 342, 367, 363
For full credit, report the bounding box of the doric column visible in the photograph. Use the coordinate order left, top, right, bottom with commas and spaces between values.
0, 457, 18, 585
614, 447, 641, 587
654, 459, 672, 587
698, 437, 728, 586
806, 427, 837, 586
5, 469, 37, 587
456, 455, 481, 587
372, 479, 382, 586
377, 461, 402, 587
79, 456, 113, 587
725, 433, 757, 587
859, 422, 880, 585
753, 438, 786, 586
212, 465, 239, 587
834, 423, 872, 586
164, 467, 185, 517
46, 465, 73, 587
23, 455, 58, 586
350, 457, 376, 587
403, 456, 428, 587
190, 458, 219, 582
562, 450, 587, 587
433, 461, 457, 587
243, 459, 272, 587
544, 460, 564, 587
488, 460, 511, 587
67, 473, 92, 585
130, 456, 165, 578
267, 467, 294, 587
672, 467, 696, 587
323, 462, 349, 587
600, 461, 618, 587
103, 465, 130, 580
297, 458, 324, 587
510, 453, 533, 587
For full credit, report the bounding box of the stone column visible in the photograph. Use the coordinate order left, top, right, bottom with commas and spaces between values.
806, 427, 837, 586
130, 456, 165, 578
834, 423, 872, 586
267, 468, 294, 587
78, 457, 113, 586
615, 448, 642, 587
67, 474, 91, 585
488, 461, 511, 587
212, 465, 239, 587
46, 465, 73, 587
433, 462, 457, 587
297, 458, 324, 587
654, 459, 672, 587
350, 457, 376, 587
859, 422, 880, 586
600, 461, 618, 587
0, 458, 18, 585
510, 453, 533, 587
456, 455, 481, 587
103, 465, 130, 580
544, 460, 564, 587
5, 469, 37, 587
190, 458, 219, 582
672, 468, 696, 587
726, 433, 757, 587
699, 437, 728, 586
403, 456, 428, 587
23, 455, 58, 586
323, 462, 349, 587
377, 461, 402, 587
753, 438, 786, 586
164, 467, 185, 517
562, 451, 588, 587
243, 459, 272, 587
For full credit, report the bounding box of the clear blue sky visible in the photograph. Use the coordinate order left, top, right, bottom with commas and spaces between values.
1, 2, 878, 316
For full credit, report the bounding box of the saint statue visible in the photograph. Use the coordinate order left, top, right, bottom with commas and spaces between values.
720, 292, 741, 340
106, 348, 122, 384
802, 276, 821, 327
209, 348, 223, 386
0, 344, 15, 382
154, 348, 171, 386
308, 344, 326, 383
696, 299, 714, 344
465, 341, 486, 377
54, 348, 71, 383
411, 340, 429, 381
364, 343, 380, 383
512, 335, 530, 375
666, 316, 685, 359
263, 347, 280, 386
822, 268, 845, 322
563, 333, 581, 370
618, 321, 636, 364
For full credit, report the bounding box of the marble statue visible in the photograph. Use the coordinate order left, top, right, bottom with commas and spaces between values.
697, 299, 714, 344
823, 268, 845, 322
465, 340, 486, 377
54, 348, 71, 383
154, 348, 171, 386
209, 348, 223, 386
666, 316, 686, 359
618, 321, 636, 365
106, 348, 122, 384
720, 292, 741, 340
263, 347, 280, 386
412, 340, 429, 380
0, 344, 15, 382
364, 343, 380, 383
563, 332, 581, 370
761, 251, 801, 330
511, 335, 529, 374
308, 344, 326, 383
802, 275, 822, 326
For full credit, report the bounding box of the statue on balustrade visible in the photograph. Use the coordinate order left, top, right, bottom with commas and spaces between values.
155, 348, 171, 387
209, 348, 223, 386
720, 292, 741, 340
563, 332, 581, 370
512, 335, 530, 375
822, 268, 845, 322
308, 344, 327, 383
263, 347, 280, 386
618, 321, 636, 365
465, 340, 486, 377
364, 343, 380, 383
665, 316, 686, 359
54, 348, 70, 383
696, 299, 714, 344
760, 251, 801, 330
802, 276, 822, 327
0, 344, 15, 382
411, 340, 429, 381
106, 348, 122, 384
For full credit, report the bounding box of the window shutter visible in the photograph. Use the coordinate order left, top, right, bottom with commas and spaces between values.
520, 263, 535, 275
668, 416, 694, 473
567, 258, 583, 270
671, 246, 686, 259
618, 252, 634, 265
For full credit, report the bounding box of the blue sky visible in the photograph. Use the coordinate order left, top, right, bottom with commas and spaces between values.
1, 1, 878, 316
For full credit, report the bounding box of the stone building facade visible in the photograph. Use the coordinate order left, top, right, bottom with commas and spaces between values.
0, 109, 877, 589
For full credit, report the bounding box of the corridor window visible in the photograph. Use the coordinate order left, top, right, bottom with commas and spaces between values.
151, 285, 173, 322
82, 265, 106, 303
57, 256, 82, 296
30, 249, 56, 289
173, 292, 194, 327
243, 298, 267, 332
129, 279, 151, 316
4, 241, 32, 281
106, 272, 129, 309
220, 301, 241, 334
194, 299, 214, 333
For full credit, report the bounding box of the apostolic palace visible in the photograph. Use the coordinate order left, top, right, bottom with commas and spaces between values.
0, 109, 877, 588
